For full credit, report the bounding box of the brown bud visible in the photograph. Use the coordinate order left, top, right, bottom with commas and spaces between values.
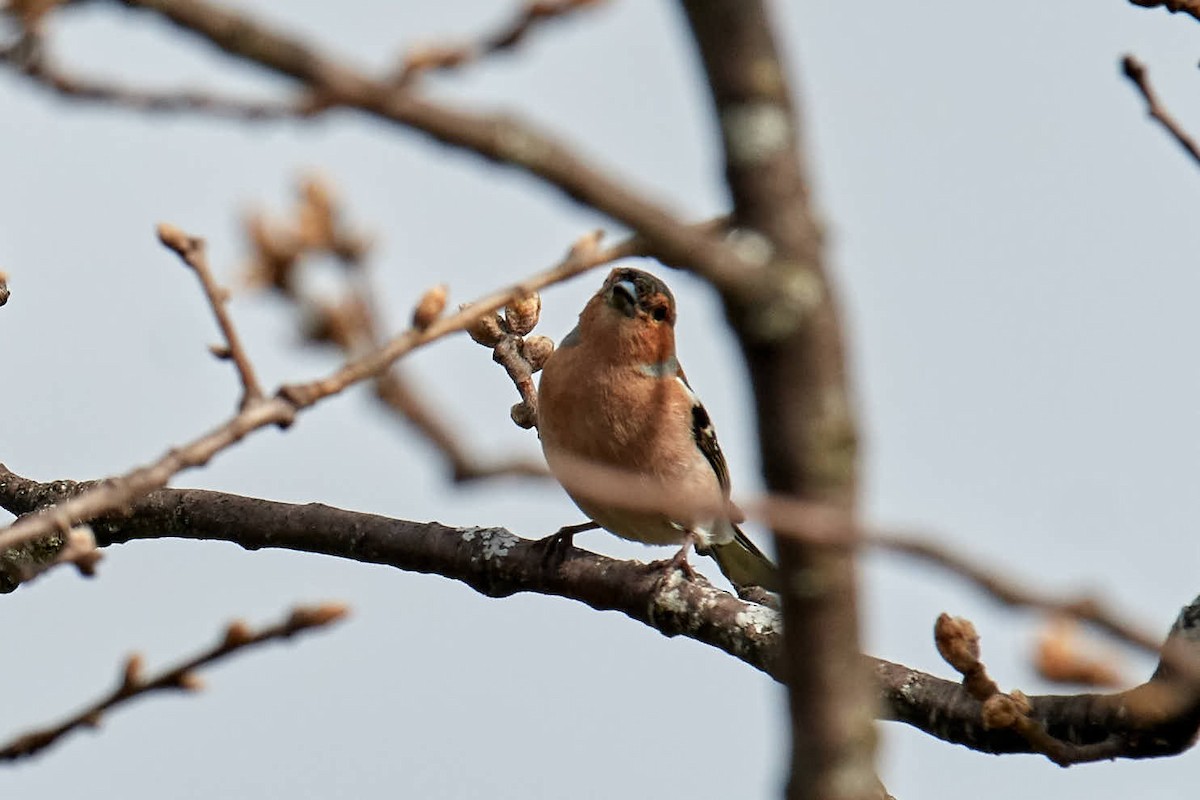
331, 231, 372, 264
412, 284, 448, 331
243, 211, 301, 294
223, 620, 254, 648
122, 654, 144, 690
504, 291, 541, 336
0, 269, 9, 307
522, 335, 555, 372
461, 303, 506, 347
288, 602, 351, 630
934, 613, 980, 673
175, 672, 205, 692
305, 297, 371, 350
510, 402, 537, 429
567, 229, 604, 260
401, 43, 470, 75
1034, 617, 1125, 688
64, 525, 100, 577
980, 694, 1020, 730
156, 222, 195, 256
297, 175, 336, 249
209, 343, 233, 360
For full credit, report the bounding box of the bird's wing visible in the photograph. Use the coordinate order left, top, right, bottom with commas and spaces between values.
674, 372, 732, 493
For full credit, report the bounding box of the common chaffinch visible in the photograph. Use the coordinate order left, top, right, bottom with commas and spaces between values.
537, 266, 779, 592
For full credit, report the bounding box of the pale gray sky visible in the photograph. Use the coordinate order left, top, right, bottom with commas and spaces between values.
3, 1, 1200, 797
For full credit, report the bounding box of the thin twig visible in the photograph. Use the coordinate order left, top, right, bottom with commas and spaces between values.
157, 223, 264, 409
0, 602, 348, 762
879, 532, 1163, 656
394, 0, 606, 86
373, 371, 547, 481
0, 33, 313, 120
1121, 55, 1200, 168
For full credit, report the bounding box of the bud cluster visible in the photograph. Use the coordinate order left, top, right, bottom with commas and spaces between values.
460, 289, 555, 430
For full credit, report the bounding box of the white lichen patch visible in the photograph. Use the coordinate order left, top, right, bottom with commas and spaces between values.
720, 102, 791, 166
725, 227, 775, 268
654, 570, 691, 616
460, 527, 518, 561
735, 603, 782, 637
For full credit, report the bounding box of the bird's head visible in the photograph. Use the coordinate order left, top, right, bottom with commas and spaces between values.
577, 267, 677, 364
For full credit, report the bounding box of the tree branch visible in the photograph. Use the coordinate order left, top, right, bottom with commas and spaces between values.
157, 223, 264, 409
4, 466, 1200, 763
678, 2, 872, 797
0, 32, 315, 120
1120, 55, 1200, 169
0, 465, 785, 679
0, 602, 348, 762
394, 0, 605, 86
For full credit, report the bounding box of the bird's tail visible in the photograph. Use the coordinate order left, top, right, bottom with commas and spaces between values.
706, 527, 779, 593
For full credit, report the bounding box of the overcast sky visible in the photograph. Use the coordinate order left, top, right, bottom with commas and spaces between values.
3, 1, 1200, 797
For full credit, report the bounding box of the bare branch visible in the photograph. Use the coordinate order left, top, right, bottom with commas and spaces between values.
0, 33, 315, 120
1121, 55, 1200, 168
4, 468, 1200, 763
678, 2, 872, 796
373, 370, 548, 480
0, 465, 784, 677
0, 602, 348, 762
878, 531, 1163, 655
157, 223, 264, 409
394, 0, 606, 86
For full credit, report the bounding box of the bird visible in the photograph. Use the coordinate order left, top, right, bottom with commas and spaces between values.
536, 266, 779, 593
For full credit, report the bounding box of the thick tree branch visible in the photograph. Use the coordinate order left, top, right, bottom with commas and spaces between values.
679, 2, 871, 798
4, 466, 1200, 762
0, 465, 784, 679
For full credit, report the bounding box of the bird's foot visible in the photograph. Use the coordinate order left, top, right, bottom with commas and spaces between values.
534, 521, 597, 568
651, 539, 698, 582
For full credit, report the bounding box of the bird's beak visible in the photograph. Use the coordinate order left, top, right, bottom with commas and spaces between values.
609, 280, 638, 318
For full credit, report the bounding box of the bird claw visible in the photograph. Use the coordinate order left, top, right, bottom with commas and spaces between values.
534, 521, 597, 569
651, 541, 698, 582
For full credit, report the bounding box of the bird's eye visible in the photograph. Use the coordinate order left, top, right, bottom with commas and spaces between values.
651, 306, 668, 322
